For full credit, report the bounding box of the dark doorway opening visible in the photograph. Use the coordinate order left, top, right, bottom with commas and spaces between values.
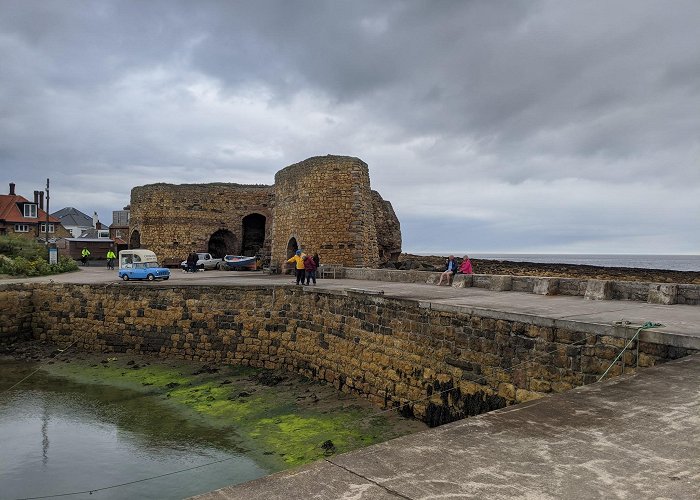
241, 214, 266, 257
129, 230, 141, 249
286, 237, 299, 258
208, 229, 236, 258
285, 237, 298, 274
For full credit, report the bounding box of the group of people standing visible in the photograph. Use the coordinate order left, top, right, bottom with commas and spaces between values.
436, 255, 473, 286
286, 250, 320, 285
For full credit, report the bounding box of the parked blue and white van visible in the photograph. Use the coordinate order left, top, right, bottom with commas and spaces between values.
118, 249, 170, 281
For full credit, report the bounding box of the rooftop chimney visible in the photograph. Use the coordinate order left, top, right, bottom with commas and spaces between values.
93, 211, 98, 229
34, 190, 39, 204
9, 183, 15, 195
39, 191, 44, 210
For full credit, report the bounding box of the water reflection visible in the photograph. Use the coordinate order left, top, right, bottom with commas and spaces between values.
0, 361, 268, 499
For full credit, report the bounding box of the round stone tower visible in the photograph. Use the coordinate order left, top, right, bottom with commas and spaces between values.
271, 155, 379, 269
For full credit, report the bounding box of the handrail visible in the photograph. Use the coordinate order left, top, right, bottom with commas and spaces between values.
598, 321, 664, 381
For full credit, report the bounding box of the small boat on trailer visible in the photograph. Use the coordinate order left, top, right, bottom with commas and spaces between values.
223, 255, 257, 270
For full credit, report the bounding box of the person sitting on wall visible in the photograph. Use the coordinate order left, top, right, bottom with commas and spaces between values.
457, 255, 473, 275
436, 255, 457, 286
304, 252, 318, 285
81, 247, 91, 266
287, 250, 306, 285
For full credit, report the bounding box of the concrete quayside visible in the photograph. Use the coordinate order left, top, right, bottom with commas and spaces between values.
2, 266, 700, 498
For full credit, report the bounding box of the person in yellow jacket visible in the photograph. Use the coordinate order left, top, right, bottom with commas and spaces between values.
106, 248, 117, 270
287, 249, 306, 285
81, 247, 90, 266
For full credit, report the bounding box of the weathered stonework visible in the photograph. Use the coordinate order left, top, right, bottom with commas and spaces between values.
129, 155, 400, 268
130, 183, 275, 266
4, 283, 694, 427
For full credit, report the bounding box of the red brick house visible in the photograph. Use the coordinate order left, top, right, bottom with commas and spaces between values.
0, 183, 70, 240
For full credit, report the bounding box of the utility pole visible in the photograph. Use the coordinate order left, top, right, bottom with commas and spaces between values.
45, 178, 50, 244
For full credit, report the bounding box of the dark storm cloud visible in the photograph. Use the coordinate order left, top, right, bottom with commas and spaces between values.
0, 0, 698, 252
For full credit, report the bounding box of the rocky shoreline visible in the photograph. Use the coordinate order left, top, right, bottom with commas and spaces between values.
394, 253, 700, 284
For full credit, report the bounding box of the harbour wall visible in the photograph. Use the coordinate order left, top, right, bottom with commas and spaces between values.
1, 283, 696, 426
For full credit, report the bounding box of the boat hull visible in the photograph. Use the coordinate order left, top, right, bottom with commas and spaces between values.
223, 255, 257, 270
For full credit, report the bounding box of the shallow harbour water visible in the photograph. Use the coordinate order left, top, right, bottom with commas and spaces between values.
0, 361, 268, 500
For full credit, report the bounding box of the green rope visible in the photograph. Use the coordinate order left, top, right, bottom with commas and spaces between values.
598, 321, 664, 382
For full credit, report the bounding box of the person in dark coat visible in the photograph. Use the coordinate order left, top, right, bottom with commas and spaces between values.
304, 253, 318, 285
186, 252, 198, 273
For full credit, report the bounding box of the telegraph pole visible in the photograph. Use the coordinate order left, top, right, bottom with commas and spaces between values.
45, 178, 50, 244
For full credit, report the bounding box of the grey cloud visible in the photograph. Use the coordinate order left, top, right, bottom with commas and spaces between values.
0, 0, 698, 253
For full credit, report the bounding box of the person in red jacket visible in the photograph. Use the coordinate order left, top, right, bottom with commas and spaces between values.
303, 253, 317, 285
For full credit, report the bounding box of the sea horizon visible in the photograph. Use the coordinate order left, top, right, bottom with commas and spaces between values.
405, 252, 700, 272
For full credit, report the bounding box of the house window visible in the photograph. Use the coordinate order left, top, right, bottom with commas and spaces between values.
40, 223, 55, 233
23, 204, 38, 218
15, 224, 30, 232
98, 230, 110, 238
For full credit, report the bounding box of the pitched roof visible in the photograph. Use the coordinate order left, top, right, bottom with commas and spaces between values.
0, 194, 60, 224
51, 207, 93, 227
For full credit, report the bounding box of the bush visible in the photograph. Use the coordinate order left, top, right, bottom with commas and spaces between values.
0, 235, 47, 260
0, 237, 78, 277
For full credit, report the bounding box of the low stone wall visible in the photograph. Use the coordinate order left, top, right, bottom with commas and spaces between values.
3, 283, 695, 427
0, 284, 34, 344
343, 268, 700, 305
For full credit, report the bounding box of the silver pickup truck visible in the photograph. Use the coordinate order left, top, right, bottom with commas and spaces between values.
180, 253, 223, 271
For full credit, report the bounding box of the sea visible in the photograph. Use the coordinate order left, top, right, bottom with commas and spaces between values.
416, 254, 700, 272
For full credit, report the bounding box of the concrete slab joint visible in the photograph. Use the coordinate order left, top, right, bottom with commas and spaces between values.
489, 275, 512, 292
648, 283, 678, 305
533, 278, 559, 296
584, 279, 613, 300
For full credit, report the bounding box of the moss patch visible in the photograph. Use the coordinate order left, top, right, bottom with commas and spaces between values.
41, 353, 426, 470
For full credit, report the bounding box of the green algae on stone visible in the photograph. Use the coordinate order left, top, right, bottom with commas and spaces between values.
39, 354, 426, 470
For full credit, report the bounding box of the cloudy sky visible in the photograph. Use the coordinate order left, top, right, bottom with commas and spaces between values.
1, 0, 698, 255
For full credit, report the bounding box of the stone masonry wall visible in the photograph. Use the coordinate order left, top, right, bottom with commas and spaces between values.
13, 283, 695, 427
371, 190, 402, 265
130, 183, 274, 265
0, 285, 34, 344
272, 156, 379, 269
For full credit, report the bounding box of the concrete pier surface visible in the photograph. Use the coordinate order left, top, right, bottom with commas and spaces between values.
192, 353, 700, 499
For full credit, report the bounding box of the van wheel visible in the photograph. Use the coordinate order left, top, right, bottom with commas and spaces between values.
216, 262, 221, 270
147, 274, 155, 281
122, 275, 129, 281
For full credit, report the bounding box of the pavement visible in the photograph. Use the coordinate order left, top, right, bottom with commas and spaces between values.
3, 266, 700, 349
192, 353, 700, 499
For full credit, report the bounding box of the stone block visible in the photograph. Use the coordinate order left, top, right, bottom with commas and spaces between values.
647, 283, 678, 305
584, 280, 613, 300
425, 273, 441, 285
451, 274, 473, 288
533, 278, 559, 296
489, 275, 512, 292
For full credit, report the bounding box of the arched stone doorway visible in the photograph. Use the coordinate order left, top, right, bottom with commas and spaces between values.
284, 237, 299, 274
241, 213, 266, 257
208, 229, 236, 258
286, 237, 299, 258
129, 230, 141, 249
